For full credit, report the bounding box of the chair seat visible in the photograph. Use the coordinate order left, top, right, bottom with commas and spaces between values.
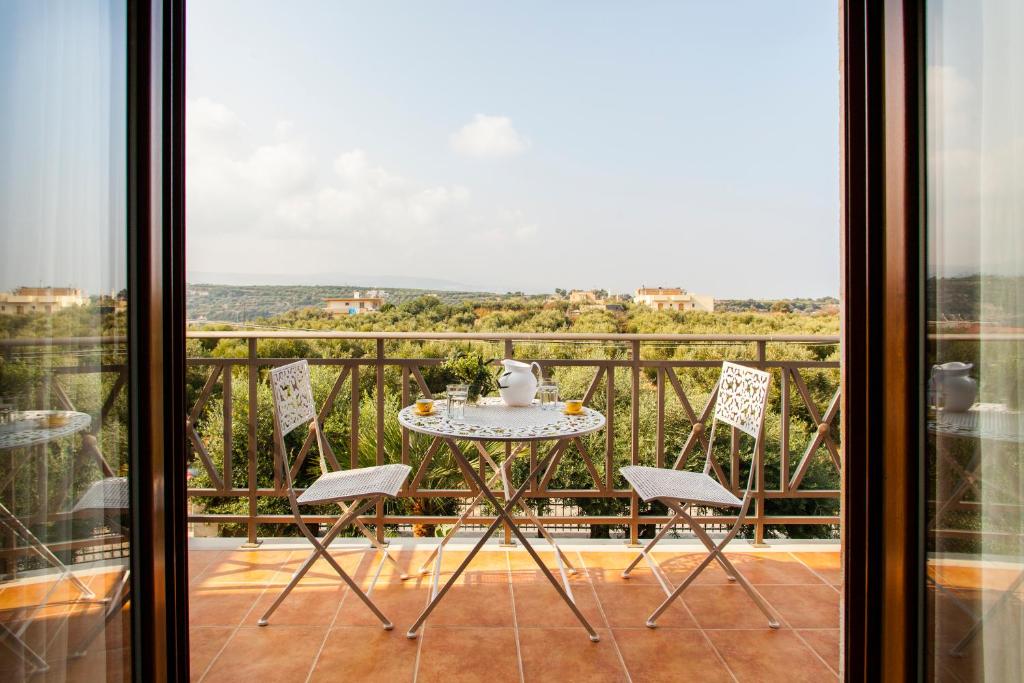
71, 477, 129, 512
297, 464, 411, 505
621, 466, 742, 508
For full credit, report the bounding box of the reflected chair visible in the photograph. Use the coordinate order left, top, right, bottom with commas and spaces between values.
67, 477, 131, 658
258, 360, 411, 629
621, 361, 782, 628
0, 477, 129, 673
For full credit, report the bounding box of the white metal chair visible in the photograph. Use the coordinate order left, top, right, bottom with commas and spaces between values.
621, 361, 782, 628
258, 360, 411, 629
67, 477, 131, 658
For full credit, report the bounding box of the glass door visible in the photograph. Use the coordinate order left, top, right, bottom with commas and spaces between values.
0, 2, 131, 680
924, 0, 1023, 679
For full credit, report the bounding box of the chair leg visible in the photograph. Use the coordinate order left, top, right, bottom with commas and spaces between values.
647, 506, 780, 629
0, 622, 49, 673
621, 509, 734, 582
622, 513, 681, 578
72, 567, 131, 658
259, 498, 393, 630
339, 501, 409, 580
678, 508, 775, 625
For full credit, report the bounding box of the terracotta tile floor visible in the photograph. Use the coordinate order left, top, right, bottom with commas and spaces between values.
187, 545, 842, 682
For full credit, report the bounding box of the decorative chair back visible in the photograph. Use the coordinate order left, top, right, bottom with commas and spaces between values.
269, 360, 326, 493
703, 361, 771, 499
713, 362, 771, 437
270, 360, 317, 437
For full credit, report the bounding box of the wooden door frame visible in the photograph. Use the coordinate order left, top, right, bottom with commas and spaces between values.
841, 0, 925, 679
128, 0, 934, 678
127, 0, 189, 680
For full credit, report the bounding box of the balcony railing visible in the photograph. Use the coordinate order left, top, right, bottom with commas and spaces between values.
1, 331, 841, 559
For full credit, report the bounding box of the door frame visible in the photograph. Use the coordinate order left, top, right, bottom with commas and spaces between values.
841, 0, 925, 679
127, 0, 188, 680
133, 0, 932, 678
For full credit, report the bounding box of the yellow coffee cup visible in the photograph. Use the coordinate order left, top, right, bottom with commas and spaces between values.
43, 413, 70, 428
415, 398, 434, 415
564, 400, 583, 415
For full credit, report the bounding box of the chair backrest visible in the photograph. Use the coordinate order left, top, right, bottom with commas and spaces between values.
713, 361, 771, 438
270, 360, 317, 437
702, 362, 771, 499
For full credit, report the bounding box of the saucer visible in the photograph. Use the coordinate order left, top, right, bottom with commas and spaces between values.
562, 410, 584, 416
414, 410, 438, 417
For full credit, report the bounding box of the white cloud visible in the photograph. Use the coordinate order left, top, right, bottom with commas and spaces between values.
450, 114, 529, 159
186, 99, 538, 282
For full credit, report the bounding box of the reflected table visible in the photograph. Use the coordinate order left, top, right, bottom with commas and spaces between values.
398, 397, 606, 641
0, 410, 95, 671
927, 405, 1023, 656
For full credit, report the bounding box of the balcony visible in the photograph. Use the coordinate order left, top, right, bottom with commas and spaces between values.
3, 331, 847, 680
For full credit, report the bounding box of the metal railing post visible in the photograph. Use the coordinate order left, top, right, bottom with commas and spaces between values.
375, 339, 386, 545
244, 338, 260, 547
629, 341, 640, 547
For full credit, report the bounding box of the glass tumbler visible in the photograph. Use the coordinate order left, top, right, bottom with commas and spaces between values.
539, 381, 559, 409
446, 384, 469, 421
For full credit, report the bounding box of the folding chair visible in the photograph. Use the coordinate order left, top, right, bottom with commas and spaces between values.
67, 476, 131, 658
0, 477, 127, 673
621, 361, 782, 629
258, 360, 411, 629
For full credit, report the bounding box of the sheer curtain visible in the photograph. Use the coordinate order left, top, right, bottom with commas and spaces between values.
0, 2, 130, 680
927, 0, 1023, 680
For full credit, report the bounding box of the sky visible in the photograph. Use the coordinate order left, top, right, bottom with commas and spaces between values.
0, 1, 126, 295
0, 1, 840, 298
185, 1, 841, 298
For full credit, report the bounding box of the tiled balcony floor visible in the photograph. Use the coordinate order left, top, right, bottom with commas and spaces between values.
188, 544, 842, 682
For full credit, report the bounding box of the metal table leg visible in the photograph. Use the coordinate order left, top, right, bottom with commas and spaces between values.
407, 439, 599, 641
0, 502, 93, 597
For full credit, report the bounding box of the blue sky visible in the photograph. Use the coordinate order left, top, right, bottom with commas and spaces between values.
186, 1, 840, 297
0, 1, 840, 298
0, 1, 126, 295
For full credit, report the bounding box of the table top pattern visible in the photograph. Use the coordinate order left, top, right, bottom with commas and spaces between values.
0, 411, 92, 450
928, 405, 1022, 443
398, 397, 605, 442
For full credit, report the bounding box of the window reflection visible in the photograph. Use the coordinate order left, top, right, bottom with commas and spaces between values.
925, 1, 1024, 680
0, 2, 130, 680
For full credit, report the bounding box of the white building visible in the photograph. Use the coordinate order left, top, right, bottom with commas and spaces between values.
323, 290, 387, 317
0, 287, 88, 315
633, 286, 714, 312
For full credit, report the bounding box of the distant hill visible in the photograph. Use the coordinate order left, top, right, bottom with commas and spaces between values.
927, 275, 1024, 326
186, 283, 843, 324
185, 283, 506, 322
186, 270, 484, 292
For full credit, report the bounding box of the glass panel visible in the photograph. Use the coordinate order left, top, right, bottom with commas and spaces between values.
0, 2, 130, 681
925, 0, 1023, 679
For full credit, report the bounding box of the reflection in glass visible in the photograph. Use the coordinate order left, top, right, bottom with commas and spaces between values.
0, 1, 130, 680
925, 1, 1023, 680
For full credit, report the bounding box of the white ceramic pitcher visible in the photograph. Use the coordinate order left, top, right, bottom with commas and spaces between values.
496, 359, 541, 407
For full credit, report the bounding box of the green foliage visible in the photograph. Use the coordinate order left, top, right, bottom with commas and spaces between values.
0, 357, 43, 404
1, 293, 841, 542
425, 350, 497, 400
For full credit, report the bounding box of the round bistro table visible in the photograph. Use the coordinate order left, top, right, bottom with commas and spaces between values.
0, 410, 95, 672
398, 397, 606, 641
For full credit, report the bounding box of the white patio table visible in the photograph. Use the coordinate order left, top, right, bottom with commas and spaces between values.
399, 397, 606, 641
926, 404, 1024, 656
0, 410, 96, 672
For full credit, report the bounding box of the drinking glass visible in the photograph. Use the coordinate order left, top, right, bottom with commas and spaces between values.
446, 384, 469, 422
539, 380, 559, 410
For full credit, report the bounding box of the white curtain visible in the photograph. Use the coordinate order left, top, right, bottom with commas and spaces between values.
928, 0, 1024, 679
